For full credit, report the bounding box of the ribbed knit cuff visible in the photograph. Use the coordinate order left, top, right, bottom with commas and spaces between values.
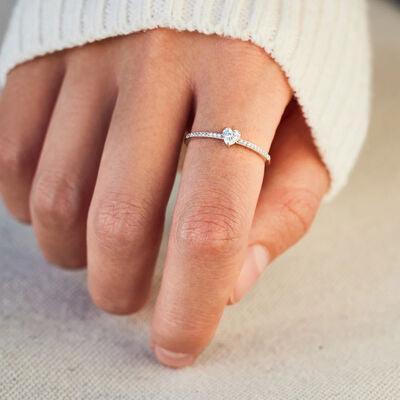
0, 0, 371, 199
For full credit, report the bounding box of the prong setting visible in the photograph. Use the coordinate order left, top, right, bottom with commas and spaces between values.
222, 128, 241, 146
185, 129, 271, 164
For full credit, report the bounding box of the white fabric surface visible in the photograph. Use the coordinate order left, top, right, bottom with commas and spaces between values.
0, 0, 399, 399
0, 0, 371, 198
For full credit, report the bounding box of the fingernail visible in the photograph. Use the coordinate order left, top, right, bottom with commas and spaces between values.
154, 346, 195, 368
230, 245, 270, 304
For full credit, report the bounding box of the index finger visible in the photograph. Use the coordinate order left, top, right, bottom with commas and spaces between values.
151, 50, 291, 367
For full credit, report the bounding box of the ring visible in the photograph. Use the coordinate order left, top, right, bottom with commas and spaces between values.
185, 128, 271, 163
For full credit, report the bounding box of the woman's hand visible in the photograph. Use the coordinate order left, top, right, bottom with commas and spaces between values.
0, 29, 329, 367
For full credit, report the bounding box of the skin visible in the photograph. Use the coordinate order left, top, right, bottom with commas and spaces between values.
0, 29, 330, 368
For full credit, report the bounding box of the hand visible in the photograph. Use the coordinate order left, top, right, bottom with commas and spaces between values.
0, 29, 329, 367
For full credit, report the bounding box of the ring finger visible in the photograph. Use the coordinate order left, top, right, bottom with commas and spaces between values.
151, 40, 292, 367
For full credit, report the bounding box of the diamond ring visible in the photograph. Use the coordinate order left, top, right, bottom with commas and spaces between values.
185, 128, 271, 163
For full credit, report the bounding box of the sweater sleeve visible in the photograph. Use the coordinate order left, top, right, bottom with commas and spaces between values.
0, 0, 371, 199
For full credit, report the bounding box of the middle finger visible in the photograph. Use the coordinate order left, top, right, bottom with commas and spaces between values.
87, 53, 192, 314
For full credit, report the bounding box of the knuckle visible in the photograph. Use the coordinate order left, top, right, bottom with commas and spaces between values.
31, 172, 82, 228
0, 138, 33, 181
119, 29, 191, 90
276, 188, 320, 238
216, 39, 268, 75
91, 193, 153, 249
143, 29, 178, 52
219, 39, 266, 67
174, 195, 244, 256
213, 39, 291, 100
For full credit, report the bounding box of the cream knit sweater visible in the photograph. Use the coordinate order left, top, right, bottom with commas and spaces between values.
0, 0, 371, 198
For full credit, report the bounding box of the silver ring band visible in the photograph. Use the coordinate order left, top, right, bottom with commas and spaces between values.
185, 128, 271, 163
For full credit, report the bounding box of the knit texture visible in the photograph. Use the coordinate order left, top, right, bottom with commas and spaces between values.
0, 0, 371, 198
